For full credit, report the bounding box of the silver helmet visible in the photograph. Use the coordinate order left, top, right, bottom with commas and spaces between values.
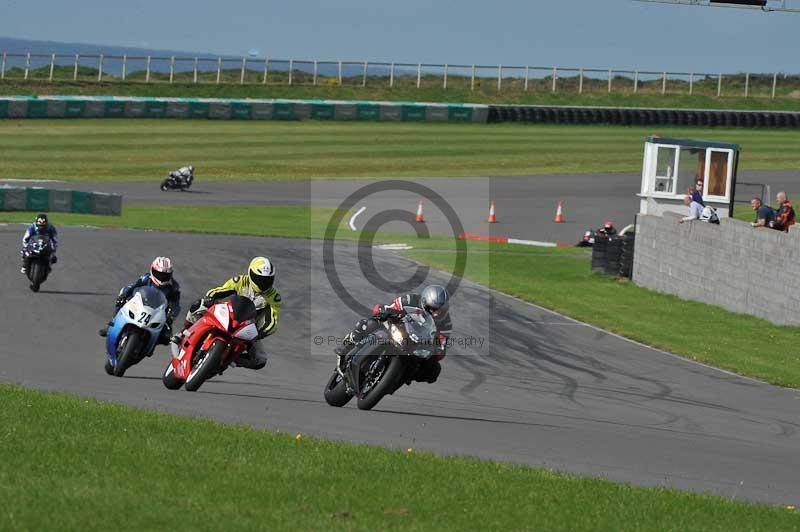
421, 285, 449, 318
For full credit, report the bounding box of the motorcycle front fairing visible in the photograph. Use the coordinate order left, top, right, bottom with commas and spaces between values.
106, 287, 168, 364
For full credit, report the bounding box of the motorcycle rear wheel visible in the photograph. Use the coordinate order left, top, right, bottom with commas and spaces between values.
323, 370, 353, 407
114, 331, 141, 377
356, 356, 405, 411
184, 340, 226, 392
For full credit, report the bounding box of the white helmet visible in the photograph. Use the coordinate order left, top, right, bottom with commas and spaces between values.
248, 256, 275, 292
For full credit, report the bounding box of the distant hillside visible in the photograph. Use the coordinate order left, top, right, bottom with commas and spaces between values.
0, 36, 222, 60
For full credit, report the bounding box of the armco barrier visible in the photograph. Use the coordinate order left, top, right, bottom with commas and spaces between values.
0, 187, 122, 216
0, 96, 489, 123
487, 104, 800, 128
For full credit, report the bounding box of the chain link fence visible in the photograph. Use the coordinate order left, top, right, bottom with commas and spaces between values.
1, 51, 798, 99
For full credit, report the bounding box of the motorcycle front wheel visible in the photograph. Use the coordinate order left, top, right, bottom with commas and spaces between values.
356, 356, 405, 411
29, 261, 44, 292
323, 370, 353, 407
160, 180, 171, 191
114, 330, 142, 377
184, 339, 227, 392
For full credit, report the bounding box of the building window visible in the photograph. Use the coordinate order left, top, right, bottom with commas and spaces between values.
654, 146, 678, 194
707, 150, 729, 197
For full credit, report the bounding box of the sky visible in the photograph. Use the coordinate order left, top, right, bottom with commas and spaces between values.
1, 0, 799, 73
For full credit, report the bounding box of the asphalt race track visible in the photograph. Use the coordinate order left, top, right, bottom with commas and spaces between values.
7, 168, 797, 244
2, 224, 800, 505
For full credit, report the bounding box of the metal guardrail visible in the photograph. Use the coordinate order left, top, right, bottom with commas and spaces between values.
0, 51, 797, 99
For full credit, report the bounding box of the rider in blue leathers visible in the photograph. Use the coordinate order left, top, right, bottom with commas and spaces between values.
20, 213, 58, 274
98, 257, 181, 345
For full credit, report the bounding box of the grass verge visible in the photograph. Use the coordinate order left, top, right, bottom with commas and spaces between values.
4, 205, 799, 387
1, 383, 797, 531
4, 79, 800, 111
3, 120, 800, 181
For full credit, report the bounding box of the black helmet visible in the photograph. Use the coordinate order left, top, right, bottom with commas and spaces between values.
421, 285, 448, 318
35, 213, 48, 229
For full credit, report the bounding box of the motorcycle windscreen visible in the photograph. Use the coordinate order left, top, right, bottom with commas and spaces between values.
135, 285, 168, 309
223, 295, 257, 324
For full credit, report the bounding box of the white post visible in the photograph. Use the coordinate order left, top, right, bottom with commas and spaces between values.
443, 64, 448, 89
74, 54, 80, 81
633, 70, 638, 93
49, 53, 55, 81
1, 52, 6, 80
416, 63, 421, 88
744, 72, 750, 97
772, 72, 778, 99
552, 66, 557, 92
122, 55, 127, 81
524, 65, 529, 91
578, 68, 583, 94
717, 73, 722, 97
362, 61, 367, 87
338, 61, 342, 85
169, 56, 175, 83
390, 62, 395, 88
193, 57, 198, 84
216, 57, 221, 84
288, 59, 293, 85
240, 57, 246, 84
263, 58, 269, 84
608, 69, 612, 93
97, 54, 103, 81
313, 60, 318, 85
661, 71, 666, 94
471, 65, 475, 91
497, 65, 502, 91
146, 55, 151, 83
24, 52, 30, 80
689, 72, 693, 95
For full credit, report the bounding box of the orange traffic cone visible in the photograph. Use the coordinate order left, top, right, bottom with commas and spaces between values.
415, 199, 425, 223
487, 201, 497, 223
553, 201, 565, 223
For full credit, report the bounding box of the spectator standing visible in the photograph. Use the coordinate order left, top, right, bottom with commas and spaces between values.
679, 195, 704, 224
773, 191, 796, 232
750, 197, 776, 228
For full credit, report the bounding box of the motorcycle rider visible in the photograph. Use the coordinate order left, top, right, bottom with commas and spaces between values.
334, 285, 452, 384
98, 257, 181, 346
168, 165, 194, 187
174, 257, 281, 370
20, 213, 58, 275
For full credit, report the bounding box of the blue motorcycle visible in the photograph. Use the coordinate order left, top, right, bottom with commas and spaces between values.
104, 286, 169, 377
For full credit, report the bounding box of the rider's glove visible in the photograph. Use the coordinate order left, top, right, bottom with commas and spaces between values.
115, 296, 126, 308
50, 255, 58, 264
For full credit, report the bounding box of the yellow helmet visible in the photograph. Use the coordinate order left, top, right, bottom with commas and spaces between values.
248, 256, 275, 292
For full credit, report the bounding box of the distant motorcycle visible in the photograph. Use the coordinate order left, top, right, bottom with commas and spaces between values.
104, 286, 169, 377
22, 234, 54, 292
160, 169, 194, 191
162, 295, 259, 392
324, 306, 439, 411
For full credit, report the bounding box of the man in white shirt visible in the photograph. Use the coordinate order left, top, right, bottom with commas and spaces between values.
679, 194, 704, 224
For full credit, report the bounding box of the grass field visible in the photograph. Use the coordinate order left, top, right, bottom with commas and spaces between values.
1, 384, 797, 532
3, 120, 800, 181
4, 205, 800, 387
5, 78, 800, 111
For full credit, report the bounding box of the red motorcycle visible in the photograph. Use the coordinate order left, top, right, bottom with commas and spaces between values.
162, 295, 259, 392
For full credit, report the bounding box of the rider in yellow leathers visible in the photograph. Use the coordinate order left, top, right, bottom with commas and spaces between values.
173, 257, 281, 370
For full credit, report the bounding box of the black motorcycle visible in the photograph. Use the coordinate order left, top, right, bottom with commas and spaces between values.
23, 235, 54, 292
324, 306, 439, 410
160, 171, 193, 192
